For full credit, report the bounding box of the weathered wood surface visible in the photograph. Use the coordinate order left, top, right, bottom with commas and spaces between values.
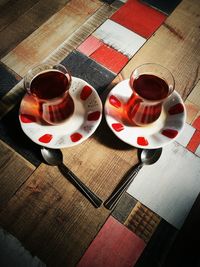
120, 0, 200, 100
0, 0, 72, 58
0, 140, 35, 210
0, 0, 199, 266
1, 0, 103, 76
0, 129, 138, 266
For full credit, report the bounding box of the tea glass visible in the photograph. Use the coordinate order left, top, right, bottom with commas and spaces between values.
24, 63, 74, 125
126, 63, 175, 126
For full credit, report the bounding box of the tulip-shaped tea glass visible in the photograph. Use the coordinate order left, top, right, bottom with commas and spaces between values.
126, 63, 175, 126
24, 63, 74, 125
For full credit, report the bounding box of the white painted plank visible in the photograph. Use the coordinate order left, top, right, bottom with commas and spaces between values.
176, 123, 195, 147
195, 144, 200, 157
127, 142, 200, 229
188, 80, 200, 109
93, 19, 146, 58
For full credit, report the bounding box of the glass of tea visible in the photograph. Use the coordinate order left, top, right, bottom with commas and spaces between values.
126, 63, 175, 126
24, 63, 74, 125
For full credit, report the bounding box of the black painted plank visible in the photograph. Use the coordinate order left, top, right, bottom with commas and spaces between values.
0, 63, 21, 99
140, 0, 182, 15
101, 0, 115, 4
0, 104, 42, 166
135, 220, 178, 267
112, 193, 137, 224
163, 193, 200, 267
61, 51, 116, 95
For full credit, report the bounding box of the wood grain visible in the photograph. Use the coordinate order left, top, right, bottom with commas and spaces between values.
0, 130, 138, 266
1, 0, 102, 76
46, 4, 118, 66
0, 140, 35, 210
120, 0, 200, 100
0, 0, 72, 58
124, 202, 161, 243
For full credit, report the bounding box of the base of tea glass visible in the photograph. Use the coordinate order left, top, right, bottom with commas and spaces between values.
24, 63, 74, 125
126, 63, 175, 126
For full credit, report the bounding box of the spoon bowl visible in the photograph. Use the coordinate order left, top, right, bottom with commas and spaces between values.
41, 147, 103, 208
41, 147, 63, 166
104, 148, 162, 210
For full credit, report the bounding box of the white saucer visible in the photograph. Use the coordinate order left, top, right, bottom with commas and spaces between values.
19, 77, 102, 148
104, 79, 186, 149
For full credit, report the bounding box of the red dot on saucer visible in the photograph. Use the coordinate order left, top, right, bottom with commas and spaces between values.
87, 111, 101, 121
162, 129, 178, 138
70, 132, 83, 142
20, 114, 36, 123
137, 137, 149, 146
109, 95, 121, 108
112, 123, 124, 132
39, 134, 53, 143
80, 85, 92, 100
168, 103, 184, 115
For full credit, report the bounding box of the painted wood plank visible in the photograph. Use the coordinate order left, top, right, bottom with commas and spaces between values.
187, 80, 200, 109
186, 130, 200, 154
0, 62, 21, 98
135, 219, 177, 267
45, 3, 118, 66
141, 0, 182, 15
118, 0, 200, 100
77, 216, 146, 267
77, 35, 104, 56
0, 80, 25, 120
1, 0, 102, 76
176, 123, 195, 147
0, 227, 45, 267
195, 144, 200, 157
185, 100, 200, 124
0, 139, 35, 209
162, 193, 200, 267
90, 43, 129, 73
0, 104, 43, 166
112, 193, 137, 224
111, 0, 166, 38
0, 0, 72, 58
192, 115, 200, 131
124, 202, 161, 243
93, 19, 146, 58
127, 142, 200, 229
61, 51, 116, 95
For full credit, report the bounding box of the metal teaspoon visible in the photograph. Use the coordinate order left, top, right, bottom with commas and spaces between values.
41, 147, 103, 208
104, 148, 163, 210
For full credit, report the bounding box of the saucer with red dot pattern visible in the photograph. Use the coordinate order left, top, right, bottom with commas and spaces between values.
19, 77, 102, 148
104, 79, 186, 149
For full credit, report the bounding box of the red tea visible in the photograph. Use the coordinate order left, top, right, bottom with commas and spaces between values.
127, 74, 169, 125
133, 74, 169, 101
30, 70, 70, 99
30, 70, 74, 124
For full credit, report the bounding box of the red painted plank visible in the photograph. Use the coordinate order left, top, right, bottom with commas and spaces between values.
111, 0, 166, 38
187, 130, 200, 153
192, 115, 200, 131
77, 35, 103, 56
90, 44, 129, 73
77, 216, 146, 267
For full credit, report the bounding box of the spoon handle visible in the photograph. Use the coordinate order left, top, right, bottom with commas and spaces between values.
59, 164, 103, 208
104, 163, 143, 210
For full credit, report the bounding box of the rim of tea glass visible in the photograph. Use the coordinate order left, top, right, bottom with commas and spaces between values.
24, 63, 72, 101
129, 63, 175, 103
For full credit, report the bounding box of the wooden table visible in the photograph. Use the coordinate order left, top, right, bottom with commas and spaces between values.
0, 0, 200, 266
